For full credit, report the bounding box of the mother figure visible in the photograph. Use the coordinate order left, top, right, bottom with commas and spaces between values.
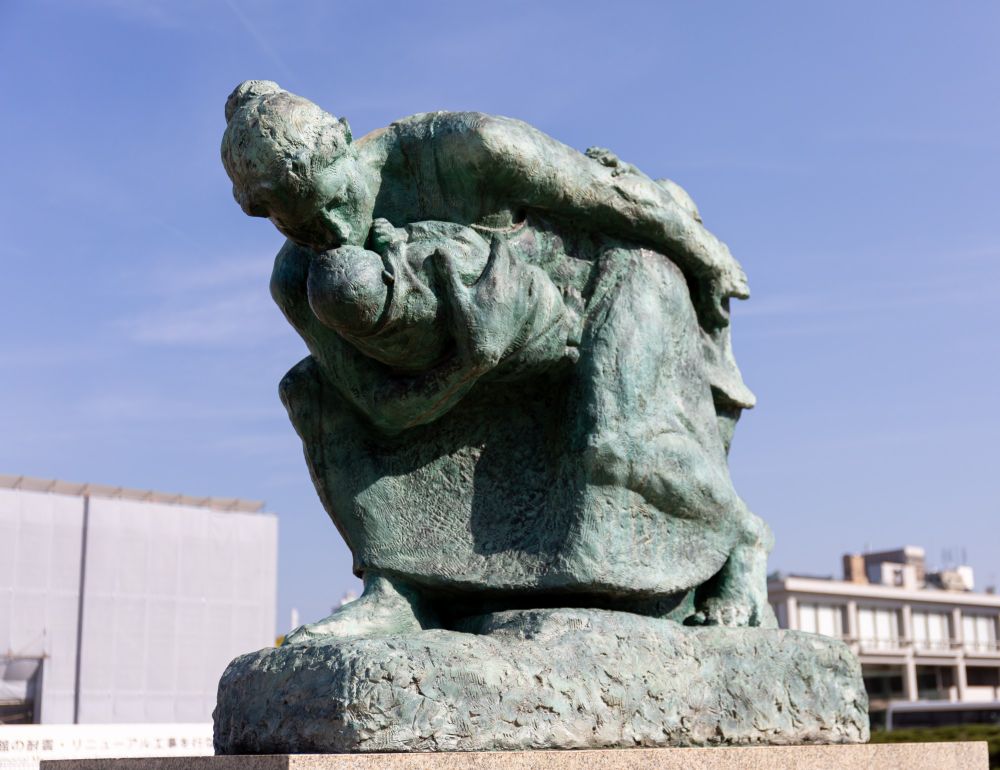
221, 81, 775, 642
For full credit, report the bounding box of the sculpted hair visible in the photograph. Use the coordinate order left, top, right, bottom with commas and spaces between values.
221, 80, 353, 217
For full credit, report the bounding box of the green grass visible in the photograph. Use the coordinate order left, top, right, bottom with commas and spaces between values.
870, 724, 1000, 768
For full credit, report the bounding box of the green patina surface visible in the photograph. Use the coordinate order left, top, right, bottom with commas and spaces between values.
215, 81, 867, 751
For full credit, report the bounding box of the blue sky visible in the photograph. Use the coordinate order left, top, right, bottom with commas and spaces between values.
2, 1, 998, 631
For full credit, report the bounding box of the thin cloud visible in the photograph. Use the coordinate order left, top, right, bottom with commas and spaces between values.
76, 0, 180, 28
667, 156, 813, 175
0, 344, 111, 369
117, 248, 282, 347
223, 0, 296, 83
736, 262, 1000, 322
820, 123, 999, 151
125, 290, 284, 346
77, 392, 277, 424
150, 257, 274, 293
212, 432, 300, 457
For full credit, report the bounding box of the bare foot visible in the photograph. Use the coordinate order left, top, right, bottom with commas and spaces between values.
282, 573, 432, 645
691, 509, 777, 628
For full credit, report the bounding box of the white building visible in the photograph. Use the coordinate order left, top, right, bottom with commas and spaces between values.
768, 546, 1000, 728
0, 474, 277, 726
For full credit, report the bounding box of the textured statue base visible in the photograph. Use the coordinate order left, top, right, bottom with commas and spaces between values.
213, 609, 867, 754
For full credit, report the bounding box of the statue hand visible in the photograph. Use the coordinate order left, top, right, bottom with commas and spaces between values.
369, 217, 406, 256
671, 227, 749, 329
432, 236, 536, 371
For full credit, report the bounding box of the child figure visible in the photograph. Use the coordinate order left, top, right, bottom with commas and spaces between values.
306, 218, 577, 377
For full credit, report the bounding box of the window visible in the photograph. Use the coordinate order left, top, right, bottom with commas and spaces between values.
797, 602, 845, 638
862, 664, 906, 703
916, 665, 955, 700
773, 602, 787, 629
912, 610, 951, 651
858, 606, 901, 650
966, 667, 1000, 687
962, 613, 998, 653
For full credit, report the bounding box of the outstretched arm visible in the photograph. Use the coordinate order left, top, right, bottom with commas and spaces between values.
461, 115, 747, 327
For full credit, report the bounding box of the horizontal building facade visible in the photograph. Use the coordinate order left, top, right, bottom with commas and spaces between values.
0, 475, 277, 725
768, 546, 1000, 728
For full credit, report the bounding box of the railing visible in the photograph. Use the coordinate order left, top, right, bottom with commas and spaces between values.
857, 637, 907, 652
963, 640, 1000, 654
847, 636, 1000, 654
912, 639, 953, 652
915, 687, 952, 701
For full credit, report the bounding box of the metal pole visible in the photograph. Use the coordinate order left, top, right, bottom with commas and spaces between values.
72, 494, 90, 724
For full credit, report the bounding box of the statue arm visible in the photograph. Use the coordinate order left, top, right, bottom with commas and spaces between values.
331, 351, 485, 434
465, 116, 747, 325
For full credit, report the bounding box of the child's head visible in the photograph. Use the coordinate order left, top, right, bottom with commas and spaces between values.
221, 81, 374, 250
307, 246, 388, 336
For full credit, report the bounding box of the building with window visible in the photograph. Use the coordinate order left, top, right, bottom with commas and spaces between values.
768, 546, 1000, 729
0, 474, 277, 726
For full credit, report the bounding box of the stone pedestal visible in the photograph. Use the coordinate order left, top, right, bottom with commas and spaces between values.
213, 609, 867, 754
40, 742, 990, 770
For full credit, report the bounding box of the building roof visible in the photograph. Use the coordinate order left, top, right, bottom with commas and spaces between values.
0, 473, 265, 514
768, 574, 1000, 609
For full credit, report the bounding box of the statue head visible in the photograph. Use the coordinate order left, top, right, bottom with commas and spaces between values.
221, 80, 375, 250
